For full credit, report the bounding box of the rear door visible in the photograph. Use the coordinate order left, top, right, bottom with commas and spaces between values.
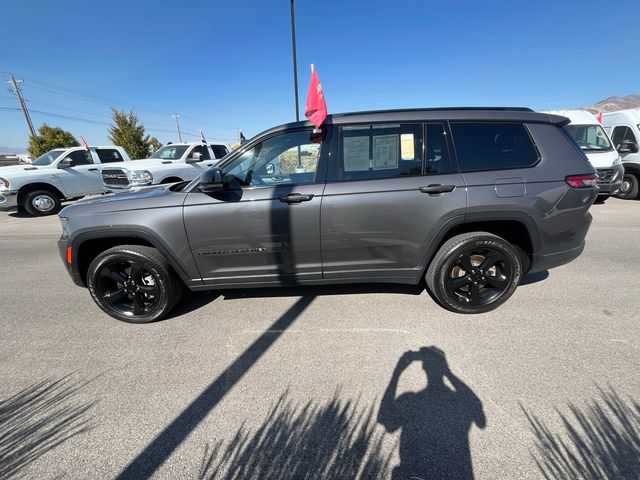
321, 122, 467, 282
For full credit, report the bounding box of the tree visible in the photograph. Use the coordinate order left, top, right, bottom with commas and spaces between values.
28, 124, 79, 158
148, 136, 162, 154
108, 109, 151, 159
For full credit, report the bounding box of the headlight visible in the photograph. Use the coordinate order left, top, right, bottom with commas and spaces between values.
59, 217, 69, 236
129, 170, 154, 186
0, 177, 9, 191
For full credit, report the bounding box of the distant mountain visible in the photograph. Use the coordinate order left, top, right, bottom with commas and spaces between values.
0, 146, 26, 154
586, 94, 640, 114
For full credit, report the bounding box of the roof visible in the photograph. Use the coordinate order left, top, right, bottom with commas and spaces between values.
257, 107, 569, 138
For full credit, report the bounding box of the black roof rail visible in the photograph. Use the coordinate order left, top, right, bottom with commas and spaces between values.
334, 107, 534, 117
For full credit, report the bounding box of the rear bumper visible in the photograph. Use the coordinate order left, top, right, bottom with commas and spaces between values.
529, 242, 585, 273
0, 190, 18, 211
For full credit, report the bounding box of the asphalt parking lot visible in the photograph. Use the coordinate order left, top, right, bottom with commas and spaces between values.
1, 198, 639, 479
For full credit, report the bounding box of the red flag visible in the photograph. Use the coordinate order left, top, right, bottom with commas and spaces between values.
304, 64, 327, 128
596, 112, 603, 123
81, 136, 89, 151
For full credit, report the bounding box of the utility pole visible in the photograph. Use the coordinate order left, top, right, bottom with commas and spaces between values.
289, 0, 300, 122
172, 113, 182, 142
7, 74, 36, 138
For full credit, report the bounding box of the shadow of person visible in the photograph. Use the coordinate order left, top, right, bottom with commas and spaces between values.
378, 346, 486, 479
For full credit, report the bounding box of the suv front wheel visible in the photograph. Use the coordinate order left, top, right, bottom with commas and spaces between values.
426, 232, 522, 314
87, 245, 183, 323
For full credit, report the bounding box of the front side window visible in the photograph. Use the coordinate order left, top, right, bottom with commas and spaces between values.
150, 145, 189, 160
66, 149, 94, 165
338, 123, 424, 181
190, 145, 211, 160
563, 124, 613, 152
96, 149, 124, 163
611, 126, 637, 148
451, 122, 539, 172
223, 129, 322, 187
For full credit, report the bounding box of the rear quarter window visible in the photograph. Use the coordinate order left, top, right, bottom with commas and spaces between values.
451, 122, 539, 172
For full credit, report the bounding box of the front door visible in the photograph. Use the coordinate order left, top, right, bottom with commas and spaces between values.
321, 122, 467, 281
56, 149, 103, 196
183, 128, 329, 286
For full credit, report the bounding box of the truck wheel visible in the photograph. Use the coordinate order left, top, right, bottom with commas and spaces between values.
426, 232, 522, 314
23, 189, 62, 216
615, 174, 639, 200
87, 245, 183, 323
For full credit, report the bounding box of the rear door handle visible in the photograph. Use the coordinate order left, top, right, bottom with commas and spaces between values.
419, 184, 456, 194
279, 193, 314, 204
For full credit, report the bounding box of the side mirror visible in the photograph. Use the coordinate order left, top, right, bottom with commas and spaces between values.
198, 167, 224, 193
57, 158, 74, 169
186, 152, 203, 163
618, 141, 639, 154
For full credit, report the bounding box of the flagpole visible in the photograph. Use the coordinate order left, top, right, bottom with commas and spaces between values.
290, 0, 300, 122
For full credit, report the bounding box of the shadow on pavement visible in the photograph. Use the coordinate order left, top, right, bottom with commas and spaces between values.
378, 346, 486, 479
198, 391, 392, 480
519, 270, 549, 286
523, 386, 640, 479
0, 375, 94, 478
116, 296, 314, 479
220, 282, 425, 300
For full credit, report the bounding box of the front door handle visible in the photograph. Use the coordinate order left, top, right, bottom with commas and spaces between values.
419, 184, 456, 194
279, 193, 314, 204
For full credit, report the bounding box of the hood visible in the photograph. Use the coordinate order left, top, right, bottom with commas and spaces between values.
583, 149, 620, 169
0, 164, 51, 176
60, 184, 186, 216
103, 158, 173, 171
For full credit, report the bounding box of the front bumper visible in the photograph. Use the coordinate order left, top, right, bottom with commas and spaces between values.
596, 164, 625, 195
58, 236, 85, 287
0, 190, 18, 211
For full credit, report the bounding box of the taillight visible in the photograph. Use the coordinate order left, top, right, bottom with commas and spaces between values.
565, 174, 598, 188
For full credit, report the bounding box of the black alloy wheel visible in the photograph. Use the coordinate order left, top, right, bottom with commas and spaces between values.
87, 245, 183, 323
427, 232, 522, 314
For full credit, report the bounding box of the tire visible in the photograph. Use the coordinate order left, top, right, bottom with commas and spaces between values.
23, 189, 62, 216
87, 245, 183, 323
615, 173, 639, 200
426, 232, 522, 314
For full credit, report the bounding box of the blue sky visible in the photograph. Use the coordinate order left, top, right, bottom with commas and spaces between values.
1, 0, 638, 150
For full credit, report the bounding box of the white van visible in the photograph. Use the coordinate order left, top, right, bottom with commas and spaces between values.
601, 109, 640, 199
544, 110, 623, 201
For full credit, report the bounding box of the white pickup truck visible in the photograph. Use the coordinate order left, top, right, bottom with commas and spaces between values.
101, 142, 230, 191
0, 146, 131, 216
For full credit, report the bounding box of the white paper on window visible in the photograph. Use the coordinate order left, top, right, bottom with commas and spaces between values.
400, 134, 415, 160
373, 134, 398, 170
343, 136, 370, 171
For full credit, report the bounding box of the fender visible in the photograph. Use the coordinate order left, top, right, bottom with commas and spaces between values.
70, 226, 203, 288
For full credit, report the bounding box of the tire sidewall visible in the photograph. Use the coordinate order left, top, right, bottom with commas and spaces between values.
24, 190, 61, 216
616, 174, 639, 200
87, 249, 173, 324
433, 237, 522, 314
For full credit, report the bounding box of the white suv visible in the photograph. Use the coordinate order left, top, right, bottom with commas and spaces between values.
101, 142, 230, 191
0, 146, 131, 216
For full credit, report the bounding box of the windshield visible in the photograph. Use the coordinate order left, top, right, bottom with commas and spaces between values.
564, 124, 613, 152
31, 149, 66, 166
149, 145, 189, 160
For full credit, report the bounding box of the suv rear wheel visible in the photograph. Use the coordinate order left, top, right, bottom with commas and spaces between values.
23, 189, 62, 216
426, 232, 522, 314
87, 245, 183, 323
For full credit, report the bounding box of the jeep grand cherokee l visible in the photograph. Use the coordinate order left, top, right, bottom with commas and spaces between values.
57, 108, 597, 323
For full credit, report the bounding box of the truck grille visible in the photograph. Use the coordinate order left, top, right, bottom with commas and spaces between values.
596, 168, 614, 184
102, 169, 129, 187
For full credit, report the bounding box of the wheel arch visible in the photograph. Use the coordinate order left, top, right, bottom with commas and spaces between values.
17, 182, 65, 206
72, 228, 198, 289
622, 162, 640, 177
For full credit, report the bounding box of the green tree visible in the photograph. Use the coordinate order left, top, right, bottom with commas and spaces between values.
108, 109, 151, 159
148, 136, 162, 154
28, 124, 79, 158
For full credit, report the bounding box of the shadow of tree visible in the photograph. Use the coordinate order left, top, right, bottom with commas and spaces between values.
0, 375, 94, 478
198, 392, 392, 480
523, 386, 640, 479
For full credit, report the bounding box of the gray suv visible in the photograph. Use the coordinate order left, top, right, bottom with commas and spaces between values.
58, 108, 598, 323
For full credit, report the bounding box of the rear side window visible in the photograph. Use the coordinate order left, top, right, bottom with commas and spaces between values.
338, 123, 424, 181
210, 145, 229, 159
96, 149, 124, 163
451, 122, 539, 172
